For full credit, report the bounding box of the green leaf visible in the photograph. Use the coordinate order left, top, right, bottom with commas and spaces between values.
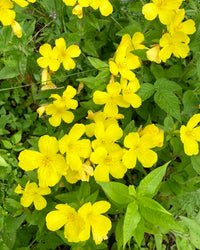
176, 236, 195, 250
11, 130, 22, 144
87, 57, 108, 70
97, 181, 134, 207
123, 200, 141, 247
116, 23, 141, 37
115, 216, 124, 250
131, 49, 148, 61
181, 216, 200, 249
166, 65, 183, 79
137, 83, 155, 101
150, 63, 165, 79
154, 90, 181, 121
154, 78, 182, 94
182, 90, 198, 115
138, 197, 178, 230
191, 152, 200, 174
136, 162, 169, 198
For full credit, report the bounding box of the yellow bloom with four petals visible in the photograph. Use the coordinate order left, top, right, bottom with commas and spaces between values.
15, 181, 51, 210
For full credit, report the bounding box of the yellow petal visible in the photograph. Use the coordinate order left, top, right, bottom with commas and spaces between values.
38, 135, 59, 155
142, 3, 158, 21
18, 150, 43, 171
122, 149, 137, 169
34, 195, 47, 210
99, 0, 113, 16
46, 210, 67, 231
187, 114, 200, 129
66, 45, 81, 57
138, 149, 157, 168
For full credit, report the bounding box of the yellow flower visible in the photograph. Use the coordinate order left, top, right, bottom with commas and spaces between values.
59, 123, 91, 171
167, 9, 196, 35
90, 144, 127, 181
41, 68, 56, 90
53, 38, 81, 70
18, 135, 67, 187
72, 5, 83, 18
180, 114, 200, 156
121, 77, 142, 109
64, 160, 94, 184
139, 124, 164, 148
46, 204, 85, 242
0, 0, 16, 26
146, 44, 161, 64
37, 43, 60, 72
93, 82, 129, 117
37, 104, 48, 117
50, 85, 78, 109
11, 20, 22, 38
45, 85, 78, 127
12, 0, 36, 7
123, 132, 158, 169
159, 32, 190, 62
142, 0, 183, 25
78, 201, 112, 244
15, 181, 51, 210
109, 34, 142, 80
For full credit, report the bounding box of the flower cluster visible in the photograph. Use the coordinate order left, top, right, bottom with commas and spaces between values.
46, 201, 111, 244
62, 0, 113, 19
143, 0, 196, 62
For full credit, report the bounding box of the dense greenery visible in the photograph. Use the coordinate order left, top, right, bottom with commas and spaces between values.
0, 0, 200, 249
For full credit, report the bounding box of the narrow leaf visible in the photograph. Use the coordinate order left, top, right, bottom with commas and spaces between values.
136, 162, 169, 198
123, 200, 141, 247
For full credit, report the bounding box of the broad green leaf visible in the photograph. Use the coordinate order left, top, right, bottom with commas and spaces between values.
154, 90, 181, 121
154, 78, 182, 94
137, 83, 155, 101
181, 216, 200, 249
123, 200, 141, 247
182, 90, 198, 115
138, 197, 178, 230
165, 65, 183, 79
191, 153, 200, 174
136, 162, 169, 198
97, 181, 134, 206
164, 116, 174, 130
11, 130, 22, 144
150, 63, 165, 79
88, 57, 108, 70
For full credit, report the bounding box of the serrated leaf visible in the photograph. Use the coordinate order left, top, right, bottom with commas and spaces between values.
97, 181, 134, 207
182, 90, 198, 115
154, 90, 181, 121
154, 78, 182, 93
132, 49, 148, 60
191, 152, 200, 174
123, 200, 141, 247
150, 63, 165, 79
136, 162, 169, 198
181, 216, 200, 249
137, 83, 155, 101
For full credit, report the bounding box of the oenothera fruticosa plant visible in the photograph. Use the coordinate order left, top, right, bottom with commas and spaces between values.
2, 0, 198, 248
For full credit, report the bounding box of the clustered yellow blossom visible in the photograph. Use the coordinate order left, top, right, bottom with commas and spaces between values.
62, 0, 113, 18
143, 1, 196, 63
37, 38, 81, 72
46, 201, 111, 244
109, 32, 145, 81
